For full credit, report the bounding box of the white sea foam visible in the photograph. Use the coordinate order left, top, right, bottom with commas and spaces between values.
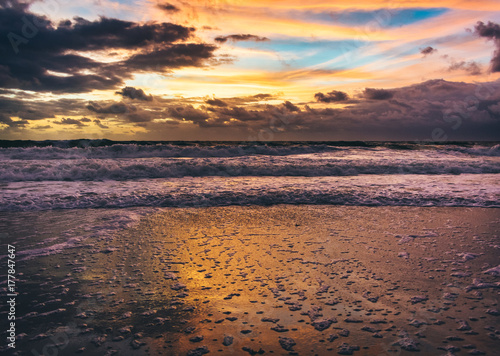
0, 208, 156, 260
1, 174, 498, 211
0, 142, 498, 210
0, 149, 499, 182
0, 142, 499, 161
1, 141, 497, 262
0, 143, 341, 160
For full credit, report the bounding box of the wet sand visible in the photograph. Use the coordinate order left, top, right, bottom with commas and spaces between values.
2, 206, 500, 355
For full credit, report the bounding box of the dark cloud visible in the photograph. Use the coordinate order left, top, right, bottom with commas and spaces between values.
0, 95, 85, 121
123, 113, 153, 123
93, 119, 109, 129
206, 106, 265, 123
116, 87, 153, 101
314, 90, 349, 103
252, 94, 273, 100
214, 34, 269, 43
167, 105, 210, 125
420, 46, 436, 56
0, 1, 218, 93
201, 93, 276, 107
0, 113, 28, 127
158, 3, 180, 12
474, 21, 500, 39
182, 79, 500, 139
32, 124, 52, 130
362, 88, 394, 100
2, 78, 499, 140
448, 60, 482, 75
87, 101, 137, 114
85, 99, 159, 125
228, 93, 275, 104
474, 21, 500, 72
120, 43, 216, 72
55, 118, 88, 127
205, 98, 228, 107
283, 101, 300, 112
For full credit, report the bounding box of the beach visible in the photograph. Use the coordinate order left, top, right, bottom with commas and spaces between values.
2, 0, 500, 352
2, 205, 499, 355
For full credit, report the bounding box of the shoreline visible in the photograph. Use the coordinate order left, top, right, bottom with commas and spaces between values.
1, 206, 499, 355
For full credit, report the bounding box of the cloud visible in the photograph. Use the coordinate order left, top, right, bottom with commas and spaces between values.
362, 88, 394, 100
283, 101, 300, 112
420, 46, 436, 56
474, 21, 500, 39
93, 119, 109, 129
214, 34, 270, 43
0, 1, 218, 93
116, 87, 153, 101
205, 98, 228, 107
87, 101, 137, 114
167, 105, 210, 125
158, 3, 180, 13
0, 113, 28, 128
85, 99, 158, 125
314, 90, 349, 103
474, 21, 500, 72
203, 93, 276, 106
32, 124, 52, 130
448, 60, 482, 75
55, 118, 88, 127
120, 43, 217, 73
0, 95, 85, 122
252, 94, 273, 100
3, 79, 499, 140
192, 79, 500, 139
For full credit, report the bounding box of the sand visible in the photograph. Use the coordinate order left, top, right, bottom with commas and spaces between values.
1, 206, 499, 355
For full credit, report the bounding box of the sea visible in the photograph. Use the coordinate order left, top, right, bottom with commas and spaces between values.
1, 140, 499, 259
1, 139, 499, 210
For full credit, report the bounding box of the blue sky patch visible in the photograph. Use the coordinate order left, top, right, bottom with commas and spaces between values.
289, 8, 449, 28
233, 39, 370, 70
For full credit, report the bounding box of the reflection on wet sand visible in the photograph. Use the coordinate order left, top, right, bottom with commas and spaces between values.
7, 206, 500, 355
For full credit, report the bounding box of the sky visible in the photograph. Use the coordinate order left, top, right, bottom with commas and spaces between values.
1, 0, 500, 141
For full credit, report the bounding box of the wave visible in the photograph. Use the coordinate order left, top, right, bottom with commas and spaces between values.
1, 175, 498, 211
446, 144, 500, 157
0, 143, 342, 160
0, 141, 499, 160
0, 154, 499, 181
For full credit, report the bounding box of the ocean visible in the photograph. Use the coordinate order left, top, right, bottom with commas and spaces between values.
1, 140, 499, 260
1, 140, 499, 211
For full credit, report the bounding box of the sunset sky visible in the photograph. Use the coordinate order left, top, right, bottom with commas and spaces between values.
1, 0, 500, 141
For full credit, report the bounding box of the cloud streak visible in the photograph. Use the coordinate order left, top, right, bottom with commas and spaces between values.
214, 34, 270, 43
55, 118, 89, 127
